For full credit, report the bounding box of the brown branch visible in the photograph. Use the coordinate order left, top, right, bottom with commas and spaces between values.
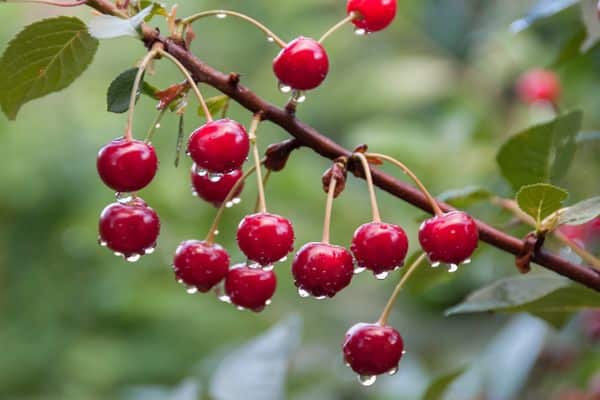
86, 3, 600, 291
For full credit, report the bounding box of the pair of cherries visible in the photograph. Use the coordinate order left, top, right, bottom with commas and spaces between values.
273, 0, 397, 91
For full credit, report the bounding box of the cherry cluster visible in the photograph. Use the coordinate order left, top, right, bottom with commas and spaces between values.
94, 0, 481, 386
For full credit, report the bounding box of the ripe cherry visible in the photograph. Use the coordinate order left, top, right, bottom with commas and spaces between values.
173, 240, 230, 293
347, 0, 397, 33
97, 138, 158, 192
187, 119, 250, 174
273, 37, 329, 91
191, 167, 244, 207
237, 212, 295, 266
351, 222, 408, 277
292, 242, 354, 298
343, 322, 404, 384
418, 211, 478, 267
98, 197, 160, 261
516, 69, 561, 104
225, 264, 277, 312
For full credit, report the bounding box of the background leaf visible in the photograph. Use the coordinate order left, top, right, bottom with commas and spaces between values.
516, 183, 569, 226
496, 111, 582, 191
510, 0, 581, 32
198, 95, 230, 119
0, 17, 98, 120
437, 186, 493, 209
421, 368, 465, 400
106, 68, 158, 113
557, 196, 600, 226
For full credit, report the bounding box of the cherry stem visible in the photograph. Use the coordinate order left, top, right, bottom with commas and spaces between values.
205, 166, 257, 244
254, 169, 272, 213
354, 153, 381, 223
367, 152, 444, 216
322, 176, 337, 244
3, 0, 87, 6
144, 107, 168, 143
182, 10, 287, 48
157, 49, 213, 122
249, 114, 267, 213
125, 46, 161, 141
377, 253, 426, 326
319, 12, 358, 44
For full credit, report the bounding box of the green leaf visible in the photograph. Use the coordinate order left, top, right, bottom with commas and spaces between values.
516, 183, 569, 227
496, 111, 582, 191
198, 95, 230, 119
106, 68, 159, 113
445, 275, 600, 328
0, 17, 99, 120
557, 196, 600, 226
437, 186, 493, 208
421, 368, 465, 400
510, 0, 580, 33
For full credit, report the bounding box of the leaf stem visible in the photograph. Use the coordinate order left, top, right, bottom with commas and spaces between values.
367, 152, 444, 216
182, 10, 287, 48
322, 176, 337, 244
354, 153, 381, 223
144, 107, 168, 143
319, 12, 357, 44
125, 47, 160, 141
248, 114, 267, 213
377, 253, 426, 326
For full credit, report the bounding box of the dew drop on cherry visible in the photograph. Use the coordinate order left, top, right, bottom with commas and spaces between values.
358, 375, 377, 386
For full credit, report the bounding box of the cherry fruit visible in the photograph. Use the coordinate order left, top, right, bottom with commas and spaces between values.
187, 119, 250, 174
97, 138, 158, 192
237, 212, 295, 266
292, 242, 354, 298
225, 264, 277, 312
418, 211, 478, 267
173, 240, 230, 293
347, 0, 397, 33
191, 167, 244, 207
98, 197, 160, 261
343, 322, 404, 385
351, 222, 408, 277
516, 69, 561, 104
273, 37, 329, 91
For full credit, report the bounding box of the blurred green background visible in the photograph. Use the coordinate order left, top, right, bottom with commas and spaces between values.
0, 1, 599, 399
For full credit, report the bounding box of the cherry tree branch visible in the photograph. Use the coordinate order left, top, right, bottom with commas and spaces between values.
85, 0, 600, 291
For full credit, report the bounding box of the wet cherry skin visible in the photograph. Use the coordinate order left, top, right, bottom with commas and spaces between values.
343, 322, 404, 376
225, 264, 277, 312
516, 69, 561, 104
351, 222, 408, 275
97, 138, 158, 192
273, 37, 329, 91
187, 119, 250, 174
237, 212, 295, 266
418, 211, 479, 265
291, 242, 354, 298
347, 0, 397, 33
191, 167, 244, 207
173, 240, 230, 292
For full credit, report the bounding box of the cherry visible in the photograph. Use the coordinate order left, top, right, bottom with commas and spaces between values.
191, 167, 244, 207
351, 222, 408, 276
225, 264, 277, 312
291, 242, 354, 298
343, 322, 404, 383
418, 211, 479, 266
187, 119, 250, 174
97, 138, 158, 192
237, 212, 295, 266
347, 0, 397, 33
173, 240, 230, 293
273, 37, 329, 91
98, 197, 160, 261
516, 69, 561, 104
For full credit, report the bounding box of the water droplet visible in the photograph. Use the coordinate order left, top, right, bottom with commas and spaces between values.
462, 258, 472, 265
247, 263, 260, 270
236, 306, 245, 311
358, 375, 377, 386
375, 271, 389, 280
345, 361, 351, 367
314, 295, 327, 300
232, 197, 241, 205
388, 366, 398, 376
177, 278, 184, 284
267, 36, 274, 42
431, 261, 441, 268
278, 82, 292, 93
279, 256, 288, 263
298, 288, 310, 298
354, 28, 367, 36
216, 12, 227, 19
402, 350, 407, 355
225, 201, 234, 208
155, 123, 161, 129
186, 286, 198, 294
117, 194, 133, 204
217, 294, 231, 303
354, 267, 366, 275
98, 239, 107, 247
193, 165, 207, 176
144, 247, 155, 255
263, 264, 274, 272
448, 264, 459, 273
292, 90, 306, 103
265, 299, 272, 305
213, 230, 220, 236
209, 173, 222, 182
126, 254, 141, 263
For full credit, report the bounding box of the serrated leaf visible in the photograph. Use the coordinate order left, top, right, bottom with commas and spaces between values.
421, 368, 465, 400
198, 95, 230, 119
510, 0, 581, 32
517, 183, 568, 227
437, 186, 493, 208
0, 17, 98, 120
88, 5, 152, 39
580, 0, 600, 51
497, 111, 582, 191
557, 197, 600, 226
106, 68, 159, 113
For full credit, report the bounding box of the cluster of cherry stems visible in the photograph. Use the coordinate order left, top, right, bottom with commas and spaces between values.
95, 0, 479, 386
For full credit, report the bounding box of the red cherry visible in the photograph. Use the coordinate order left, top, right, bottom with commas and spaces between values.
97, 138, 158, 192
418, 211, 478, 266
237, 212, 295, 266
343, 322, 404, 382
347, 0, 397, 33
173, 240, 230, 293
273, 37, 329, 91
291, 242, 354, 298
191, 167, 244, 207
98, 198, 160, 261
187, 119, 250, 174
225, 264, 277, 312
516, 69, 561, 104
350, 222, 408, 277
